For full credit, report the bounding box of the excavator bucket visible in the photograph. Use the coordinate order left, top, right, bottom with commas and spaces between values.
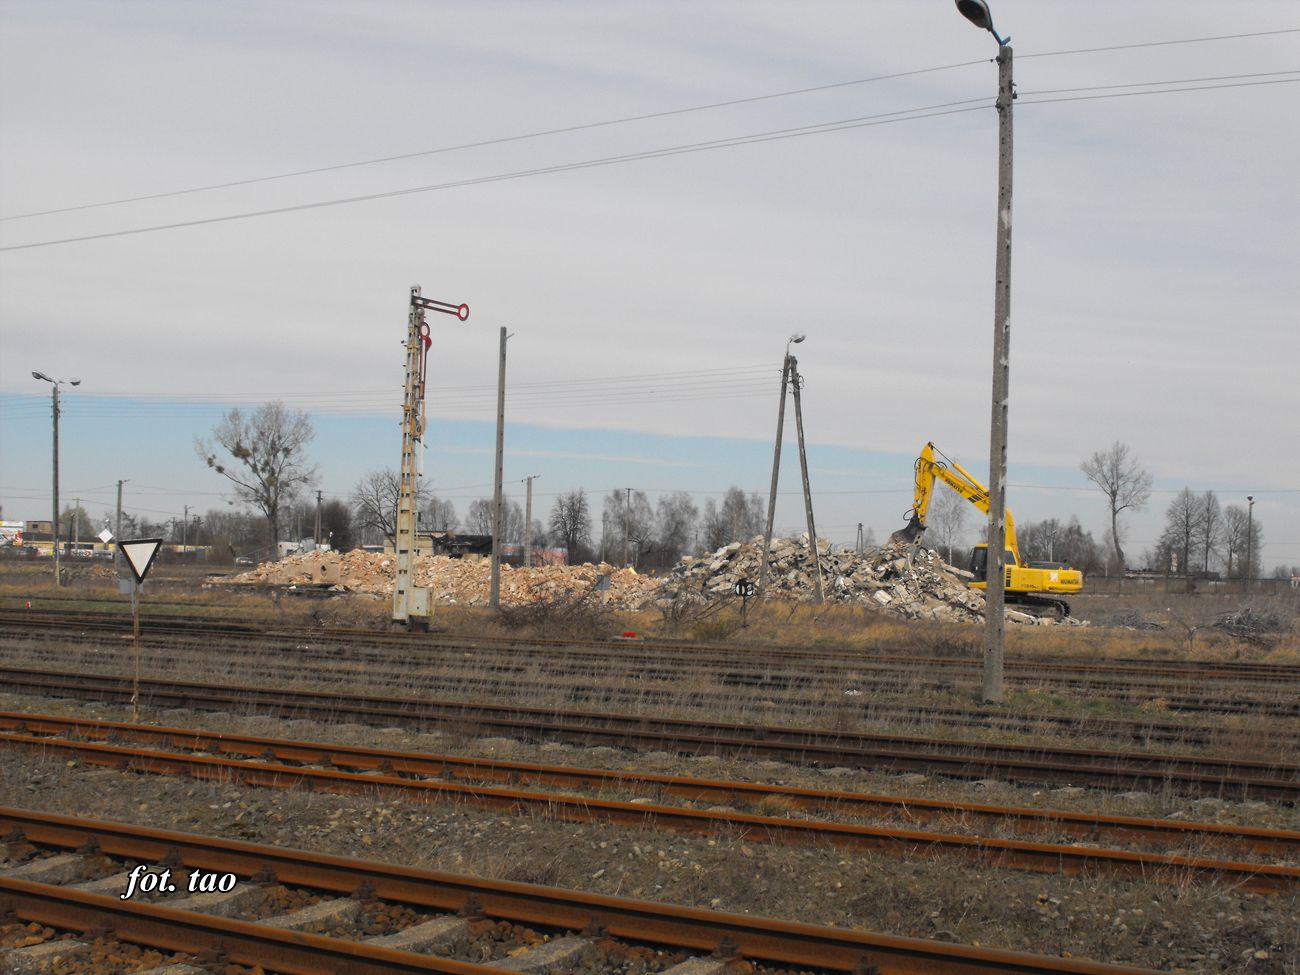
889, 515, 925, 546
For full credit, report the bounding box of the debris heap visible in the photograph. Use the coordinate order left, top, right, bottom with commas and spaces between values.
218, 550, 659, 610
657, 536, 987, 622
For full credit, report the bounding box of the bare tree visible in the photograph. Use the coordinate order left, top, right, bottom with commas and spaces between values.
654, 491, 699, 563
1194, 491, 1223, 575
424, 496, 458, 532
1222, 503, 1263, 581
925, 485, 969, 564
602, 488, 654, 566
1157, 488, 1199, 576
198, 402, 316, 552
701, 487, 765, 550
1080, 441, 1152, 570
549, 489, 592, 564
351, 469, 432, 542
467, 497, 523, 541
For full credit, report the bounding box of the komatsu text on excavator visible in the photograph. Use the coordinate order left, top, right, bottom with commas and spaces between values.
891, 442, 1083, 618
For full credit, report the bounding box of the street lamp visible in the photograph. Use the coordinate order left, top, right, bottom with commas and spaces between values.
955, 0, 1014, 704
1245, 495, 1255, 592
32, 371, 81, 587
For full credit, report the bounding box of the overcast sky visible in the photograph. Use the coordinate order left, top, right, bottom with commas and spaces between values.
1, 2, 1297, 569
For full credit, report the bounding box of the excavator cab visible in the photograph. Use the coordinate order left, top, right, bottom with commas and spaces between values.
968, 544, 1017, 583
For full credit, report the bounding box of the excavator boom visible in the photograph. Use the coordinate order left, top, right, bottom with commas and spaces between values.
890, 442, 1082, 616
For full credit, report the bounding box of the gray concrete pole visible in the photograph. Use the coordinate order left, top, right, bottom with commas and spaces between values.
789, 357, 825, 604
52, 384, 60, 587
115, 480, 124, 568
523, 475, 537, 567
489, 326, 507, 609
982, 44, 1014, 705
1245, 495, 1254, 593
623, 487, 631, 568
758, 357, 790, 596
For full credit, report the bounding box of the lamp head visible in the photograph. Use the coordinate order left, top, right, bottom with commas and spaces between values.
790, 333, 806, 344
70, 379, 81, 386
955, 0, 1008, 45
32, 371, 53, 383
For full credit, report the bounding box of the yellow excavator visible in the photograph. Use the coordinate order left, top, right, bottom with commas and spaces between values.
891, 442, 1083, 618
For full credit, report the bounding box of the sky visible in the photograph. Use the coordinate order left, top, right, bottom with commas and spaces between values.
1, 2, 1297, 569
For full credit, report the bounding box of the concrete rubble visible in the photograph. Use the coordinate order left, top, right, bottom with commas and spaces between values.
216, 538, 1076, 624
217, 550, 659, 611
657, 537, 1076, 625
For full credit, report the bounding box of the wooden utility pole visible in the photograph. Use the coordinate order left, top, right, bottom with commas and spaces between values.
788, 356, 824, 604
489, 327, 508, 609
758, 357, 791, 596
115, 480, 125, 568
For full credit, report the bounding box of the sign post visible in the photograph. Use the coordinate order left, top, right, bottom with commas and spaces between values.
118, 538, 162, 722
735, 578, 755, 626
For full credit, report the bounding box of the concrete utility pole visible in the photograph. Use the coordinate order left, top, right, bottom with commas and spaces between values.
32, 371, 78, 586
759, 334, 803, 596
788, 356, 825, 604
623, 487, 632, 568
74, 498, 80, 551
856, 523, 865, 555
313, 491, 322, 550
956, 0, 1014, 704
115, 480, 126, 568
489, 327, 508, 610
393, 286, 470, 629
183, 504, 190, 554
522, 475, 539, 567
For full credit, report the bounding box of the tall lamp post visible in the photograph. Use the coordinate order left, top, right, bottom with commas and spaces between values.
1245, 495, 1255, 592
32, 371, 80, 587
955, 0, 1013, 704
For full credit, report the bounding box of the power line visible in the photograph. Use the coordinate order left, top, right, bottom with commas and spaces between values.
0, 98, 992, 252
1018, 27, 1300, 60
0, 60, 988, 223
1021, 69, 1300, 96
6, 28, 1295, 225
6, 69, 1296, 255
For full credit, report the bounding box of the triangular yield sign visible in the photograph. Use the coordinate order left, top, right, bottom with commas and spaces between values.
119, 538, 163, 584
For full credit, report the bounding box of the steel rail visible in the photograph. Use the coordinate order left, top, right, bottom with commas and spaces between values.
0, 807, 1170, 974
1, 666, 1295, 799
0, 876, 509, 975
12, 639, 1296, 749
7, 623, 1299, 730
2, 731, 1295, 892
6, 609, 1299, 681
5, 709, 1297, 859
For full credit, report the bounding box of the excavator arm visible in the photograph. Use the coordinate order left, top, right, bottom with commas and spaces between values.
891, 442, 1018, 556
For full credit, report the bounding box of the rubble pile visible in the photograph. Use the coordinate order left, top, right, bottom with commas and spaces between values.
219, 549, 659, 610
658, 537, 1071, 625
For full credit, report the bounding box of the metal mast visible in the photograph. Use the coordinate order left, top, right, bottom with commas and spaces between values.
393, 286, 469, 629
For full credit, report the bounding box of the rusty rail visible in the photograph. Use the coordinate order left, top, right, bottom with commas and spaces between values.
4, 709, 1296, 859
0, 806, 1166, 974
1, 666, 1295, 800
2, 729, 1294, 892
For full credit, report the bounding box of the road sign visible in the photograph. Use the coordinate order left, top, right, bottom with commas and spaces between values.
734, 580, 755, 598
119, 538, 163, 584
98, 528, 113, 544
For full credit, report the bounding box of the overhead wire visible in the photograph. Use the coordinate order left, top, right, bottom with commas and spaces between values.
5, 27, 1297, 225
0, 98, 994, 252
0, 60, 989, 222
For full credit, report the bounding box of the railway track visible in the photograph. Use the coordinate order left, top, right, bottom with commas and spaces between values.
2, 666, 1296, 801
2, 710, 1295, 892
10, 635, 1295, 753
0, 807, 1170, 974
7, 611, 1299, 724
7, 608, 1300, 683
